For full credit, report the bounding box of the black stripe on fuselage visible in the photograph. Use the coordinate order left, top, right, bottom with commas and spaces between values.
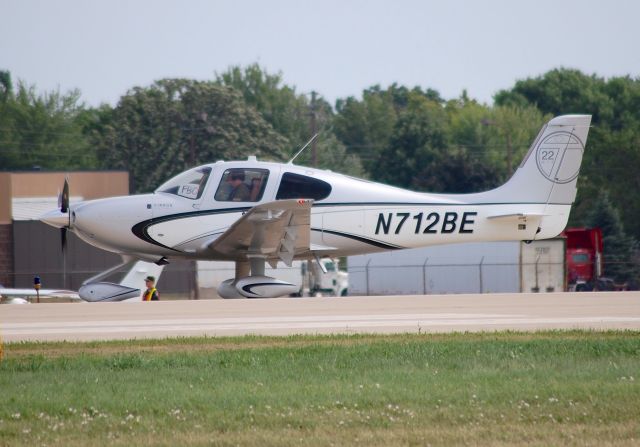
131, 206, 251, 250
313, 201, 561, 207
312, 228, 402, 250
131, 201, 554, 250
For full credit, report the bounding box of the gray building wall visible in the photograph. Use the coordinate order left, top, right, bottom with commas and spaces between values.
0, 224, 13, 287
13, 221, 121, 289
11, 221, 192, 294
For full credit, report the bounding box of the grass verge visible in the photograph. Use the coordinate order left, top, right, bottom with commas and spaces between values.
1, 331, 639, 446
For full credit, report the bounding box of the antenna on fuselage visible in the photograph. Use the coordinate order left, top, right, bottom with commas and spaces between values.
287, 133, 319, 164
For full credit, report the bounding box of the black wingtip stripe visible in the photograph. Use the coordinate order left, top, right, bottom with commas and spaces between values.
241, 282, 295, 298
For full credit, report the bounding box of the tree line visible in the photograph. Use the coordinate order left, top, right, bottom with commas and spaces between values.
0, 66, 638, 285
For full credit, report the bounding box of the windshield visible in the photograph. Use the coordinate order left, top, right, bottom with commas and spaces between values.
156, 167, 211, 200
571, 253, 590, 264
323, 261, 336, 272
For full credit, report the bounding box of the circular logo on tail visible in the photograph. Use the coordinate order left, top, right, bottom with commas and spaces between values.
535, 131, 584, 184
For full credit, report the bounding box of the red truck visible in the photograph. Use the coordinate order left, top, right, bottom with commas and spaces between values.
562, 227, 612, 291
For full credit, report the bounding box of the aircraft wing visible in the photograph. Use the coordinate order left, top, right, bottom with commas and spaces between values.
206, 199, 313, 266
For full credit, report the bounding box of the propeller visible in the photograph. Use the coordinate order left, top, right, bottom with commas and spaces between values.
60, 177, 69, 213
58, 177, 70, 252
61, 226, 68, 252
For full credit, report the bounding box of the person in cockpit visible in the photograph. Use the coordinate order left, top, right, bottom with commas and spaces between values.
228, 171, 250, 201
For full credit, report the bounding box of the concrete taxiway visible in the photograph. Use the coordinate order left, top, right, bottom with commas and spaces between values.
1, 292, 639, 342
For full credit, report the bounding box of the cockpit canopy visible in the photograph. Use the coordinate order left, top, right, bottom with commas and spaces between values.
156, 163, 332, 203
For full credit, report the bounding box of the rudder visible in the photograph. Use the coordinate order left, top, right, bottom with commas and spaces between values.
479, 114, 592, 205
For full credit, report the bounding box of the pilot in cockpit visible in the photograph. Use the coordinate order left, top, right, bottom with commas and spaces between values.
228, 171, 251, 201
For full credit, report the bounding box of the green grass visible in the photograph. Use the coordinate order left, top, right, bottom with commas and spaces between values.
1, 331, 639, 446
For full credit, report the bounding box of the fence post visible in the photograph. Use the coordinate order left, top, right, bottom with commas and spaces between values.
191, 260, 200, 300
479, 256, 484, 294
365, 259, 371, 296
533, 254, 540, 292
422, 257, 429, 295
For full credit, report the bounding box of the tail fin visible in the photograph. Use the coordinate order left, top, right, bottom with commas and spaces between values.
471, 114, 591, 240
119, 260, 164, 291
482, 114, 592, 205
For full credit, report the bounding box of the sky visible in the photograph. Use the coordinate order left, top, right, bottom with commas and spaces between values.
2, 0, 640, 107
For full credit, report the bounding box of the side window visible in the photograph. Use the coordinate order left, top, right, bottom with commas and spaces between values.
214, 169, 269, 202
276, 172, 332, 201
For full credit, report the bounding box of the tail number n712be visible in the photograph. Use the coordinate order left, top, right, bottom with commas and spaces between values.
375, 211, 477, 235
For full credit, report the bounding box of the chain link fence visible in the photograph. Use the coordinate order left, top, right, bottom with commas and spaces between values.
348, 258, 635, 295
351, 259, 517, 295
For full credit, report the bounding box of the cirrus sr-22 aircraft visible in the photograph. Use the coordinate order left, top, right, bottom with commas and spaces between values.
40, 115, 591, 301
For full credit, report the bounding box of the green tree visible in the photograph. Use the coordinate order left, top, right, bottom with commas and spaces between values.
414, 147, 502, 193
334, 84, 439, 175
216, 64, 364, 176
216, 64, 309, 145
375, 92, 449, 189
446, 100, 549, 185
288, 132, 365, 178
335, 86, 545, 194
586, 191, 640, 287
334, 86, 398, 174
495, 68, 640, 240
494, 68, 614, 122
0, 70, 12, 102
0, 77, 95, 170
94, 79, 289, 193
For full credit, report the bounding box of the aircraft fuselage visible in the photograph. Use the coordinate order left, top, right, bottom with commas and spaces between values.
60, 160, 569, 263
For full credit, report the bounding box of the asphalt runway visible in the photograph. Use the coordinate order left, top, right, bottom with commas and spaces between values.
1, 292, 639, 342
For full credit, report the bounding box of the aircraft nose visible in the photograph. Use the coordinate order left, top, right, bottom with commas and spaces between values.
40, 209, 70, 229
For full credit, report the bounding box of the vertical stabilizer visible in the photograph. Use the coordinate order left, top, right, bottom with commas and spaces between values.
119, 260, 164, 290
477, 114, 592, 205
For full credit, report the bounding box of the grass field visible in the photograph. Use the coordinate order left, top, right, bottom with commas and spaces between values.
1, 331, 639, 446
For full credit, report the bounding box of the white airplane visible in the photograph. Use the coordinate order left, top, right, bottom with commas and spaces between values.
40, 115, 591, 299
0, 260, 163, 303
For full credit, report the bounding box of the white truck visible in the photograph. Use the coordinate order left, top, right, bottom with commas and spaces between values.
301, 258, 349, 297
